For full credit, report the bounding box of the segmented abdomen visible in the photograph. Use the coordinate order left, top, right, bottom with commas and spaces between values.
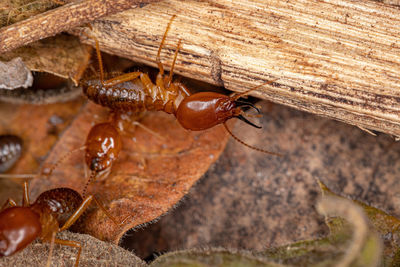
31, 188, 82, 227
0, 135, 23, 173
83, 79, 175, 114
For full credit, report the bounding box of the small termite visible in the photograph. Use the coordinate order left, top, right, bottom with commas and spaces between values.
0, 181, 124, 267
81, 15, 281, 157
81, 121, 122, 197
84, 122, 121, 175
0, 135, 23, 173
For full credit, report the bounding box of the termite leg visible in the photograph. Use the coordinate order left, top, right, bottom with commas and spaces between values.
46, 232, 56, 267
103, 72, 142, 87
58, 195, 95, 231
93, 34, 105, 84
52, 239, 82, 267
111, 111, 143, 132
92, 196, 129, 227
80, 29, 105, 84
113, 111, 165, 141
96, 16, 178, 88
22, 181, 29, 207
130, 121, 166, 141
41, 146, 86, 179
102, 71, 156, 96
59, 194, 125, 231
167, 39, 182, 87
175, 81, 192, 97
140, 73, 159, 94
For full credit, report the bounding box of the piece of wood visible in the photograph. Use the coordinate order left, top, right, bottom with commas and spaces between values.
0, 0, 160, 53
76, 0, 400, 136
0, 35, 91, 86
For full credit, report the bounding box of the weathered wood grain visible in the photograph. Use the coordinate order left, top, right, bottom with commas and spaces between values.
0, 0, 160, 53
77, 0, 400, 136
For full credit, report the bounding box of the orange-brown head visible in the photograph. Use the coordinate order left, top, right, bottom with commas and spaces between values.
0, 207, 41, 256
175, 92, 261, 131
85, 122, 122, 172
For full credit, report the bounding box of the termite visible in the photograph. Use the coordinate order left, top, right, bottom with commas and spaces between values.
80, 15, 281, 157
81, 121, 122, 197
0, 135, 23, 173
0, 181, 124, 267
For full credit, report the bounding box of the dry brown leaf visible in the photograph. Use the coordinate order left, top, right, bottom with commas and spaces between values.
29, 101, 229, 243
0, 99, 84, 174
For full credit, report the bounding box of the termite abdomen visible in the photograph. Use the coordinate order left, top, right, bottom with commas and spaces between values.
82, 78, 176, 113
83, 79, 143, 112
31, 188, 83, 226
0, 135, 23, 173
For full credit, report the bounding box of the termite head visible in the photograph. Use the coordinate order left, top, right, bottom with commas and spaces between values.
176, 83, 282, 157
85, 122, 122, 172
175, 92, 261, 131
0, 207, 41, 256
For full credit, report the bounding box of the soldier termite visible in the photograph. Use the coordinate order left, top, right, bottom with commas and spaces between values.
81, 16, 281, 154
78, 15, 282, 191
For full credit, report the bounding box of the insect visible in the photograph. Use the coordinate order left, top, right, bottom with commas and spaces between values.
82, 15, 190, 115
81, 16, 281, 156
0, 181, 123, 267
81, 121, 122, 197
0, 134, 23, 173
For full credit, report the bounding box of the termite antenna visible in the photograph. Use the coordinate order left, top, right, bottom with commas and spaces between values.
232, 79, 278, 101
0, 146, 86, 180
168, 39, 182, 87
157, 15, 177, 76
82, 171, 96, 199
0, 174, 36, 178
223, 122, 283, 157
94, 37, 105, 85
80, 26, 105, 84
46, 232, 56, 267
41, 146, 86, 178
0, 145, 88, 209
